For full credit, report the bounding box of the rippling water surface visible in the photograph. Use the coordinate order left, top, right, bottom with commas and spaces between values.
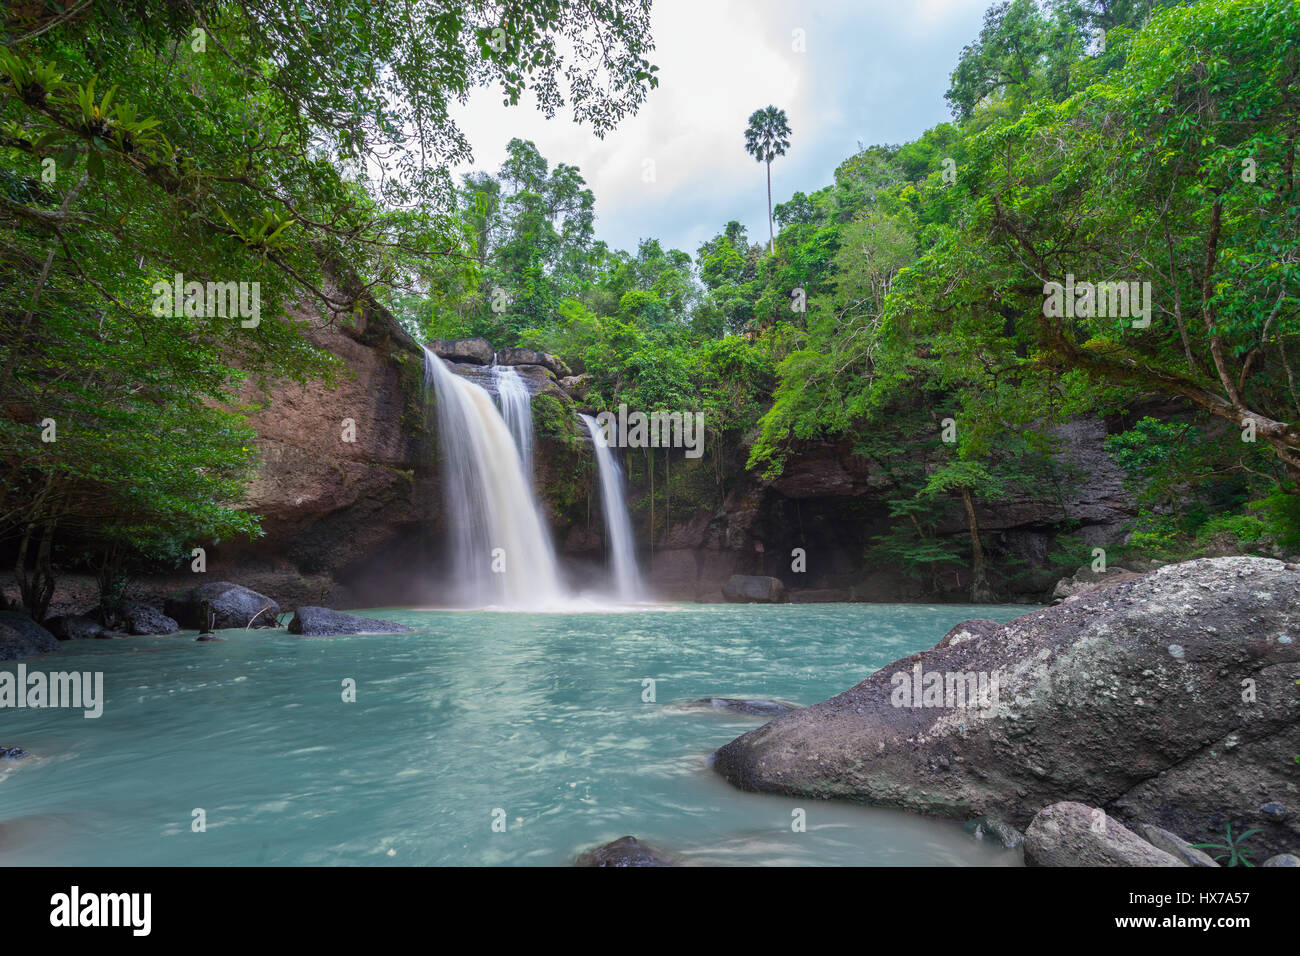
0, 603, 1037, 866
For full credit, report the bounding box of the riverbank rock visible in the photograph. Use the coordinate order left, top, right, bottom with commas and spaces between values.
287, 607, 413, 637
560, 373, 592, 400
963, 816, 1024, 850
722, 575, 787, 603
711, 557, 1300, 859
164, 582, 280, 630
936, 619, 1001, 649
1263, 853, 1300, 866
496, 347, 571, 378
98, 601, 179, 636
428, 336, 493, 365
685, 698, 801, 717
575, 836, 675, 867
1023, 803, 1185, 867
0, 611, 59, 660
1136, 822, 1219, 867
1050, 564, 1143, 603
43, 614, 103, 641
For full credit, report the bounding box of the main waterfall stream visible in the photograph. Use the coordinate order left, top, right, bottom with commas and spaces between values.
424, 348, 648, 607
494, 365, 534, 479
422, 348, 564, 608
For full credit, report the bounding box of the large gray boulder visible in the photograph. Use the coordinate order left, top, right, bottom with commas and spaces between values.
288, 607, 413, 637
496, 347, 571, 378
1024, 803, 1186, 867
722, 575, 787, 603
0, 611, 59, 660
427, 337, 494, 365
165, 582, 280, 630
116, 601, 180, 635
43, 614, 104, 641
711, 557, 1300, 859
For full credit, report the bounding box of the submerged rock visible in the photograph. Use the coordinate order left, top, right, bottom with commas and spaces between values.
42, 614, 103, 642
288, 606, 413, 637
0, 746, 28, 761
0, 611, 59, 660
165, 582, 280, 630
721, 575, 787, 604
1024, 803, 1185, 867
684, 697, 801, 717
788, 588, 853, 603
711, 557, 1300, 859
575, 836, 675, 867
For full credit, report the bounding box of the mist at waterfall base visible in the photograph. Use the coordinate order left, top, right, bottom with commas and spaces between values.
421, 348, 648, 610
0, 603, 1035, 866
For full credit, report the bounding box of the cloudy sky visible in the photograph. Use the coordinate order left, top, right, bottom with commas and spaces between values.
450, 0, 991, 256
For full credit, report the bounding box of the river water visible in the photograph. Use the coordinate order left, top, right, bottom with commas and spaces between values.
0, 603, 1036, 866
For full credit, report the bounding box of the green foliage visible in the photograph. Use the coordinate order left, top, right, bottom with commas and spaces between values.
1193, 822, 1263, 867
0, 1, 659, 615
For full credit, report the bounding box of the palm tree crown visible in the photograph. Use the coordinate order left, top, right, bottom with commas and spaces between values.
744, 106, 791, 164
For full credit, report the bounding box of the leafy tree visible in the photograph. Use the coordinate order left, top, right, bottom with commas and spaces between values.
0, 1, 659, 617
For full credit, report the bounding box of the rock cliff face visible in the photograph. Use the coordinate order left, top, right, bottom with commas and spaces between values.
622, 416, 1136, 604
200, 306, 437, 609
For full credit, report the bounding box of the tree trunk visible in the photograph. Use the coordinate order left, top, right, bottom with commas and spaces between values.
961, 488, 995, 603
766, 159, 774, 254
16, 517, 58, 623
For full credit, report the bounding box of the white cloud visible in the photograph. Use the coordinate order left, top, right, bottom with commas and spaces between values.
448, 0, 990, 254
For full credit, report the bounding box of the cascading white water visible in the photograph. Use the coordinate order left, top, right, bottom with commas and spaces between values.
580, 414, 642, 602
493, 365, 534, 479
422, 347, 563, 608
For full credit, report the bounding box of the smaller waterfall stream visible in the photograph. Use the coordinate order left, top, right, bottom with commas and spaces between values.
494, 365, 534, 479
580, 414, 643, 602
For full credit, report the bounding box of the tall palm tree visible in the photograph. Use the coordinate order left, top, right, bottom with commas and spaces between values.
743, 106, 791, 254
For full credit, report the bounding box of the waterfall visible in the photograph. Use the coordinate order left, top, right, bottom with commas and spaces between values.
580, 414, 642, 602
493, 365, 534, 479
422, 347, 563, 608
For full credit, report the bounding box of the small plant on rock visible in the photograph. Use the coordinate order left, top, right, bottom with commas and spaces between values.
1193, 822, 1262, 867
